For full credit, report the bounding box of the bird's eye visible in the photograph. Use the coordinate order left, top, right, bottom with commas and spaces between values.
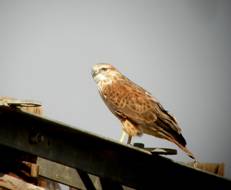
101, 68, 107, 71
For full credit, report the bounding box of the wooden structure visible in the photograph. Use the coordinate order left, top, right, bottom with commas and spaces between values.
0, 100, 230, 189
0, 97, 59, 190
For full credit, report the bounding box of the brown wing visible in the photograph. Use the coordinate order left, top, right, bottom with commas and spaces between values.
101, 79, 152, 122
101, 77, 181, 133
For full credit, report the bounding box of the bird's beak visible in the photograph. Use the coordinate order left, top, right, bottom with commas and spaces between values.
91, 69, 97, 78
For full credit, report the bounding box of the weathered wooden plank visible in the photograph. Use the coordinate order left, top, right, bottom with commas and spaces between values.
0, 174, 44, 190
0, 106, 230, 189
37, 158, 91, 189
187, 162, 224, 176
38, 157, 137, 190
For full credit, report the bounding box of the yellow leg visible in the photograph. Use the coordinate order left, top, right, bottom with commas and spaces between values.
119, 131, 127, 143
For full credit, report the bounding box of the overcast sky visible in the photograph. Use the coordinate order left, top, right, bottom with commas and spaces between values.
0, 0, 231, 180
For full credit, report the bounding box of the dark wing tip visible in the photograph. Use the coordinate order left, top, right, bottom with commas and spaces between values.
178, 133, 187, 147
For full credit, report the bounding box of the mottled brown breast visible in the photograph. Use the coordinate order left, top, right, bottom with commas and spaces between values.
98, 78, 158, 125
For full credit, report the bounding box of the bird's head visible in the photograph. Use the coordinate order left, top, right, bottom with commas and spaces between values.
91, 63, 122, 84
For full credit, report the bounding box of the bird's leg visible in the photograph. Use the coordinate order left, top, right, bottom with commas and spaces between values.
119, 131, 127, 143
127, 135, 132, 144
121, 119, 139, 145
193, 159, 199, 168
119, 131, 132, 144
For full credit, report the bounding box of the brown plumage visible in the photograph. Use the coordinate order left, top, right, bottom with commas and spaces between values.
92, 63, 195, 160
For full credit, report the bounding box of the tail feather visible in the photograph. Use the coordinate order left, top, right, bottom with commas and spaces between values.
152, 118, 196, 160
168, 136, 195, 160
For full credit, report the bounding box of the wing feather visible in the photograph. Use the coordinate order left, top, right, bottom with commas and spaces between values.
100, 77, 181, 134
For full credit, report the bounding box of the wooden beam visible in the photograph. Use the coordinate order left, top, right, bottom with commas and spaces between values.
0, 106, 230, 189
37, 157, 97, 189
0, 173, 45, 190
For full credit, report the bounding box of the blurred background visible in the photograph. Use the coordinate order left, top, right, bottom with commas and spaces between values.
0, 0, 230, 181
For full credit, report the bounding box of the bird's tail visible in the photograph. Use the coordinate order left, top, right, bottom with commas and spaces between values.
160, 128, 196, 160
167, 135, 195, 160
145, 126, 196, 160
148, 118, 196, 160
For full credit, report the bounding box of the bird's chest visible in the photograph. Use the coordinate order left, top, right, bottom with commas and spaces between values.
98, 82, 127, 116
100, 81, 127, 102
98, 81, 116, 102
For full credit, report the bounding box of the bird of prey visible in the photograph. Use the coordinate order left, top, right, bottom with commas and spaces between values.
91, 63, 195, 160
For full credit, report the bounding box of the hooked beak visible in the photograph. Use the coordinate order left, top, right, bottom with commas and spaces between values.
91, 68, 97, 78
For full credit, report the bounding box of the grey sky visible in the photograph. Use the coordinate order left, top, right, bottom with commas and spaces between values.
0, 0, 231, 180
